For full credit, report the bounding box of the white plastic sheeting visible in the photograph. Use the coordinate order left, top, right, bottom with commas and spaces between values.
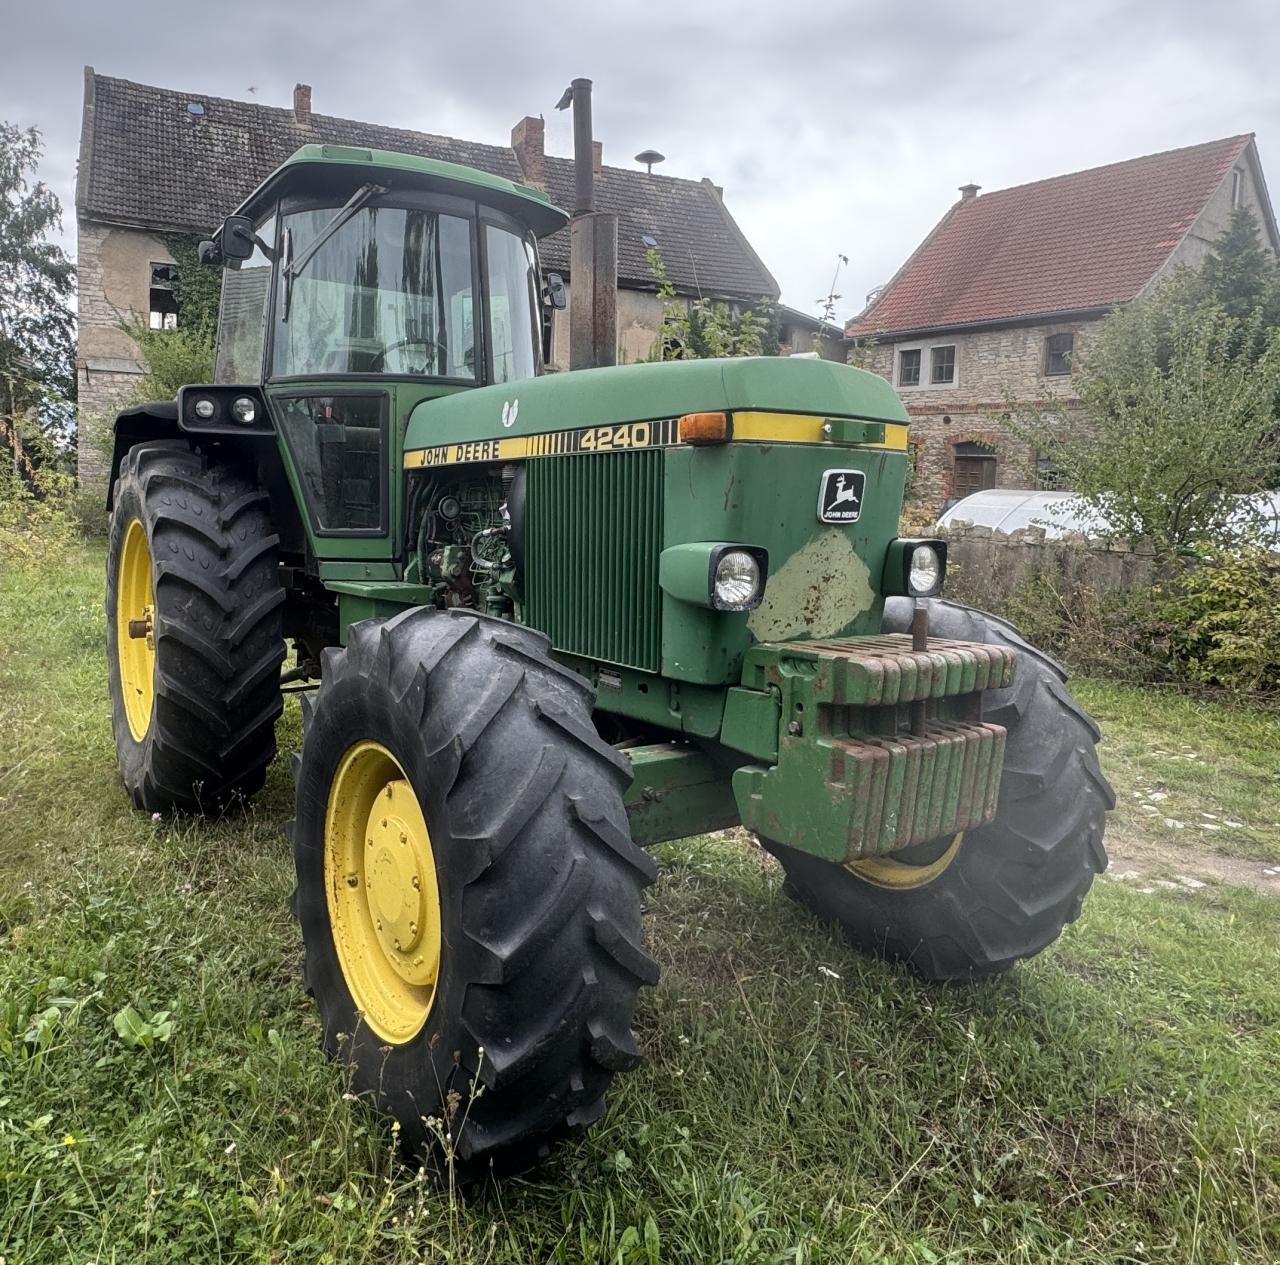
937, 489, 1280, 543
936, 491, 1106, 537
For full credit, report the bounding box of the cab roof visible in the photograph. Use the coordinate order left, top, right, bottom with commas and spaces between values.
233, 143, 570, 237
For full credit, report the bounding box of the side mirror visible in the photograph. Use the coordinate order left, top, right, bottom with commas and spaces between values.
221, 214, 256, 261
544, 271, 567, 311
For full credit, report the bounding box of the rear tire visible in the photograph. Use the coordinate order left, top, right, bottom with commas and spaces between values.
106, 440, 285, 814
764, 599, 1113, 981
289, 609, 658, 1176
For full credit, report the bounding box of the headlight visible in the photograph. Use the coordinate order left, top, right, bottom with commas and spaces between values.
193, 397, 216, 420
231, 396, 258, 425
658, 542, 769, 611
908, 545, 943, 596
882, 538, 948, 597
713, 550, 761, 610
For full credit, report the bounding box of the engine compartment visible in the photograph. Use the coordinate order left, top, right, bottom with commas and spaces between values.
405, 465, 522, 618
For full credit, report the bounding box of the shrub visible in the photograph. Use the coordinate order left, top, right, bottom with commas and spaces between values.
124, 321, 214, 402
1161, 545, 1280, 692
0, 462, 77, 573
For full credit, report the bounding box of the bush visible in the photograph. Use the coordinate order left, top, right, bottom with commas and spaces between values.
945, 539, 1280, 696
1161, 545, 1280, 692
124, 321, 214, 403
0, 463, 78, 573
945, 561, 1172, 682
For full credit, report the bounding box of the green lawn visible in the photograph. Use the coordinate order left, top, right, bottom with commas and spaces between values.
1, 547, 1278, 1263
1074, 679, 1280, 864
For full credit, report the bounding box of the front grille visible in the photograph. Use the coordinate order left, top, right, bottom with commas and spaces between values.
524, 449, 664, 671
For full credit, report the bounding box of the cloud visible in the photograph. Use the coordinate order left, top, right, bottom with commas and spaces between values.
3, 0, 1278, 322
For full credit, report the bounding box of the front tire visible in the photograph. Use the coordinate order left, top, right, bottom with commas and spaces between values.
289, 609, 658, 1176
106, 440, 285, 813
765, 599, 1113, 981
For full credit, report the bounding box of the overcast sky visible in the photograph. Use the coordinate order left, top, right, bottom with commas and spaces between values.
3, 0, 1279, 324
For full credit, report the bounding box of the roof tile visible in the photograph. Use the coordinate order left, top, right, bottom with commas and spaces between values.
80, 73, 778, 300
847, 136, 1253, 336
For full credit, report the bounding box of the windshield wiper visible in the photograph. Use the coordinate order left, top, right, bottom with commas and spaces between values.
282, 182, 387, 321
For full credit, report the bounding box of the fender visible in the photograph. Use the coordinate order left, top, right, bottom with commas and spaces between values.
106, 400, 179, 510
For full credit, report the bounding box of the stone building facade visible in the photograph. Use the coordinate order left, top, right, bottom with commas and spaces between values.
76, 70, 779, 492
75, 220, 177, 488
847, 136, 1278, 511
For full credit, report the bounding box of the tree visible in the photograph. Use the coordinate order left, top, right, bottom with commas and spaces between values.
1200, 206, 1280, 323
1024, 292, 1280, 555
0, 122, 76, 472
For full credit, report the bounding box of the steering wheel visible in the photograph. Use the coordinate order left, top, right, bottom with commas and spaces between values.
371, 336, 446, 374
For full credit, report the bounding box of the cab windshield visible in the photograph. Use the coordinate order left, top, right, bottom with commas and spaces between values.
274, 204, 476, 379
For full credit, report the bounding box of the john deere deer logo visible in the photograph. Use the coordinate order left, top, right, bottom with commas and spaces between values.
817, 469, 866, 523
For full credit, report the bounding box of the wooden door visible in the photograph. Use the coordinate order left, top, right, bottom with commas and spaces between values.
953, 455, 996, 498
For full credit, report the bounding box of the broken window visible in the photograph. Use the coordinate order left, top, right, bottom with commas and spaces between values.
1035, 451, 1064, 490
149, 263, 179, 330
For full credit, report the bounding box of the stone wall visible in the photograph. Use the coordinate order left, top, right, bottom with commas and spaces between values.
942, 523, 1157, 611
76, 220, 176, 491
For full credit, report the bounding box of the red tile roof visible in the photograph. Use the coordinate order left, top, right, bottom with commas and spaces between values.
847, 135, 1255, 337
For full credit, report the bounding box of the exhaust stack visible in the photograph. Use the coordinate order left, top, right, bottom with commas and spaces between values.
559, 78, 617, 370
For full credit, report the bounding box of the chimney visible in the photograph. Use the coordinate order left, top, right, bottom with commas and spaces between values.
959, 182, 980, 201
592, 139, 602, 177
511, 115, 546, 188
293, 83, 312, 127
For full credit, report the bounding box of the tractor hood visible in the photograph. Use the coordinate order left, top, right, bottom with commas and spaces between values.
403, 357, 908, 452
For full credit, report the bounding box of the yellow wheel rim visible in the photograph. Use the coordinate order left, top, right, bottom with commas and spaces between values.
116, 518, 156, 742
845, 832, 965, 891
324, 741, 442, 1044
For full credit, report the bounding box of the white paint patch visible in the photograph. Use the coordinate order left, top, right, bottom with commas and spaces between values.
747, 530, 873, 642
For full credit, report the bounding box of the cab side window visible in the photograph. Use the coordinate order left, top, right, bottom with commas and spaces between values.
214, 215, 276, 383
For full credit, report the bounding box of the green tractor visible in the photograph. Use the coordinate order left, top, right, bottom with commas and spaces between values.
104, 142, 1111, 1175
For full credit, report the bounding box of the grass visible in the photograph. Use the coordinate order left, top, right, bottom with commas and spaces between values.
0, 545, 1277, 1263
1074, 679, 1280, 864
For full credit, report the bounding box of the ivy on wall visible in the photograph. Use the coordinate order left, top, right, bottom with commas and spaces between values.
161, 233, 222, 335
124, 233, 222, 401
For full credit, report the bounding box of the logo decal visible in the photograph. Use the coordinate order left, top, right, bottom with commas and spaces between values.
817, 469, 865, 523
501, 399, 519, 429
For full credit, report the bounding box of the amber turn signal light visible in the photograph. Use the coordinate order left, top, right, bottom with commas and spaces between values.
678, 411, 731, 444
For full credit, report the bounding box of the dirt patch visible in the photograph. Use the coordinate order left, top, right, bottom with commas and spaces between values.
1104, 828, 1280, 896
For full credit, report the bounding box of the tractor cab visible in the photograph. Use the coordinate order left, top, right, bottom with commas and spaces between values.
204, 144, 568, 390
189, 145, 568, 559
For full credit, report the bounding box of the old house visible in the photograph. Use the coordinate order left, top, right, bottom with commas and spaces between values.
75, 69, 778, 490
846, 135, 1278, 509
